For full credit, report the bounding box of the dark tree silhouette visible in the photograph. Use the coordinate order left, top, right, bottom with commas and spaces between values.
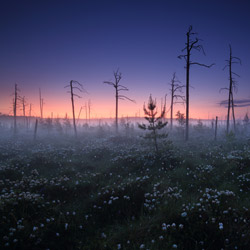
65, 80, 87, 137
88, 99, 91, 123
214, 116, 218, 141
34, 119, 38, 141
84, 102, 88, 124
221, 45, 241, 134
138, 95, 167, 153
39, 88, 44, 119
169, 72, 185, 130
77, 106, 83, 124
63, 113, 72, 135
176, 110, 185, 126
28, 103, 32, 129
13, 84, 21, 135
21, 96, 28, 128
104, 69, 135, 133
178, 25, 214, 141
243, 113, 249, 126
176, 110, 185, 139
13, 84, 18, 135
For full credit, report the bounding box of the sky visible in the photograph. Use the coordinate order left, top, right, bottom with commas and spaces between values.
0, 0, 250, 120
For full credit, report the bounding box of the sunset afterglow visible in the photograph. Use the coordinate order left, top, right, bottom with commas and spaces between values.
1, 1, 250, 121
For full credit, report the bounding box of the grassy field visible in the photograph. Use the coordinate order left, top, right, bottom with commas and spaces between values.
0, 132, 249, 249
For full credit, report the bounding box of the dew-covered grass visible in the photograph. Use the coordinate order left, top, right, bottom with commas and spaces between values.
0, 131, 249, 249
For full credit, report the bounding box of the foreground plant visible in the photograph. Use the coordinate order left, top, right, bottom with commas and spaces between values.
138, 95, 168, 153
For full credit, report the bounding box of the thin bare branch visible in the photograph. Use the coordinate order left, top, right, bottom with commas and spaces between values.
118, 95, 136, 103
118, 84, 129, 90
103, 81, 115, 86
190, 62, 215, 68
73, 93, 82, 99
219, 87, 229, 93
232, 72, 240, 78
72, 86, 83, 92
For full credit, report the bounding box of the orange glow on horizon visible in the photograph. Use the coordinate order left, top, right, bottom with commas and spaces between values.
0, 84, 248, 121
0, 98, 247, 121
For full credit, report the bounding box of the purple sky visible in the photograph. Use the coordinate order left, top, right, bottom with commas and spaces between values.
0, 0, 250, 119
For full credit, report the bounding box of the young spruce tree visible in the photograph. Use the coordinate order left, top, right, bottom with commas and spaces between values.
138, 95, 168, 153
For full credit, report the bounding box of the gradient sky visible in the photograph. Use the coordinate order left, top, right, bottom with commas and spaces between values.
1, 0, 250, 120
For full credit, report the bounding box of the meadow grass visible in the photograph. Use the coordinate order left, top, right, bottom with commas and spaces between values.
0, 134, 249, 249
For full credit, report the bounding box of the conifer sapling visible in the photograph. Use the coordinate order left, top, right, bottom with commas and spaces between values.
138, 95, 168, 152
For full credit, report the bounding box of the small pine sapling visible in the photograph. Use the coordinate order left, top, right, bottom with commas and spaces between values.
138, 95, 168, 153
176, 110, 185, 139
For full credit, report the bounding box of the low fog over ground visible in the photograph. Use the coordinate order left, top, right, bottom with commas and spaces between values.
0, 116, 249, 249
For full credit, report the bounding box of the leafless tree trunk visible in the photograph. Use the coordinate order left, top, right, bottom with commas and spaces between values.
70, 81, 77, 137
179, 26, 214, 141
85, 102, 88, 124
28, 103, 32, 129
21, 96, 27, 128
169, 72, 185, 130
65, 80, 87, 137
34, 118, 38, 141
39, 88, 44, 119
223, 45, 241, 135
104, 69, 135, 133
231, 93, 236, 131
215, 116, 218, 141
88, 99, 91, 124
13, 84, 22, 135
13, 84, 18, 135
77, 106, 83, 124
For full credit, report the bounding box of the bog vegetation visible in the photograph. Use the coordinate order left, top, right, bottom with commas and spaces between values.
0, 24, 248, 250
0, 116, 249, 250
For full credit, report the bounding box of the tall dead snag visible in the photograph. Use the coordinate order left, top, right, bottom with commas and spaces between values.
77, 106, 83, 124
88, 99, 91, 124
84, 102, 88, 124
28, 103, 32, 129
104, 69, 135, 133
13, 84, 18, 135
178, 25, 214, 141
65, 80, 87, 137
169, 72, 185, 130
13, 84, 21, 135
34, 118, 38, 141
222, 45, 241, 135
39, 88, 44, 119
21, 96, 28, 128
214, 116, 218, 141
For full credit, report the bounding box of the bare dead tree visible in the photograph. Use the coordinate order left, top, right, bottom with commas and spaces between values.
77, 106, 83, 124
221, 45, 241, 134
88, 99, 91, 124
28, 103, 32, 129
169, 72, 185, 130
178, 25, 214, 141
65, 80, 87, 137
39, 88, 44, 119
34, 119, 38, 141
13, 84, 18, 135
20, 96, 28, 128
214, 116, 218, 141
84, 102, 88, 124
13, 84, 21, 135
104, 69, 135, 132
